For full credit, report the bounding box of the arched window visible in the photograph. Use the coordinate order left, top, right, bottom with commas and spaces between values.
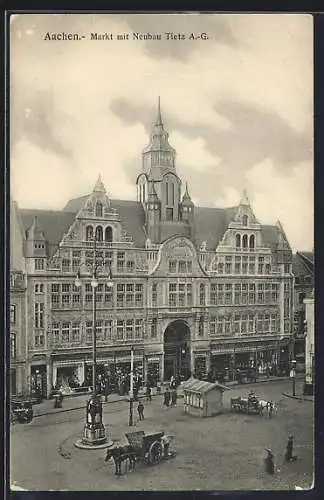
143, 184, 146, 202
165, 182, 169, 205
105, 226, 113, 242
243, 215, 248, 226
95, 201, 103, 217
236, 234, 241, 248
249, 234, 255, 249
199, 284, 205, 306
95, 226, 103, 241
242, 234, 248, 249
86, 225, 93, 241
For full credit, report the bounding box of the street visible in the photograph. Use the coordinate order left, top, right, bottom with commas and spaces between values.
10, 379, 314, 491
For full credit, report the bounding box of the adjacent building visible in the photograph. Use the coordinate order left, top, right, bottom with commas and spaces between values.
292, 252, 314, 369
10, 200, 28, 396
303, 294, 314, 395
10, 101, 295, 397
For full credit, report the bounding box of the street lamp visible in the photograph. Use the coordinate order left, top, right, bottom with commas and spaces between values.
290, 359, 297, 396
129, 346, 134, 426
74, 236, 113, 449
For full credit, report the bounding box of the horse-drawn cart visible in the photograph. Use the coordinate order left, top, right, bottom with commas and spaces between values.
105, 430, 176, 475
125, 430, 174, 465
230, 396, 261, 415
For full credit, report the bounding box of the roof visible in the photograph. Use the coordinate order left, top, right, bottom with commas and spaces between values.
182, 377, 230, 394
299, 251, 314, 266
20, 209, 76, 256
194, 206, 237, 249
293, 252, 314, 282
17, 196, 283, 253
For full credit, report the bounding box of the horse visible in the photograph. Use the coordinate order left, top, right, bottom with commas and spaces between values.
105, 444, 137, 476
258, 400, 277, 417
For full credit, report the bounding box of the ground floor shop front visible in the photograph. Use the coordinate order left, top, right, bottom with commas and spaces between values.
22, 333, 291, 398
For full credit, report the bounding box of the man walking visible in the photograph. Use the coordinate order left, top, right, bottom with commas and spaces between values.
163, 388, 171, 408
171, 390, 177, 407
137, 401, 145, 421
146, 386, 152, 403
285, 434, 297, 462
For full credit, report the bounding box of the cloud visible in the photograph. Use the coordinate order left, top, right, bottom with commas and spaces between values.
117, 13, 238, 61
10, 89, 74, 157
10, 13, 313, 250
246, 158, 313, 251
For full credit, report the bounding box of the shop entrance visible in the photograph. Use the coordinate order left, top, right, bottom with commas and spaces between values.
164, 320, 190, 382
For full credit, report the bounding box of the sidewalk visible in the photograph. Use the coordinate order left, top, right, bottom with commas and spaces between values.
33, 391, 139, 417
33, 375, 303, 417
282, 391, 314, 402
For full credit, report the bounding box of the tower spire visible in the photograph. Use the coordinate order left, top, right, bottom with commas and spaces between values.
240, 188, 250, 206
156, 96, 163, 126
93, 174, 106, 193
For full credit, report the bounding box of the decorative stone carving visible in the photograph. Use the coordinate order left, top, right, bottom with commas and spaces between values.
200, 241, 207, 252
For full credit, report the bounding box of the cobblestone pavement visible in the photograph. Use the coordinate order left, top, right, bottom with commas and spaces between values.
10, 379, 314, 491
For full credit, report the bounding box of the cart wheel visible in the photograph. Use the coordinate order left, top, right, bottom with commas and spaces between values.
148, 441, 163, 465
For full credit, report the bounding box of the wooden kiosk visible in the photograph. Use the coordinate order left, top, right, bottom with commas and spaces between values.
182, 377, 230, 417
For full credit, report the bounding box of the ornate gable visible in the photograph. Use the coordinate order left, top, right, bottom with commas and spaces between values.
150, 236, 207, 277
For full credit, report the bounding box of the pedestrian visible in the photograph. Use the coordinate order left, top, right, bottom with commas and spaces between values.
171, 390, 177, 407
285, 434, 297, 462
268, 401, 273, 419
146, 386, 152, 403
163, 388, 171, 407
264, 448, 275, 475
137, 401, 144, 421
161, 434, 170, 458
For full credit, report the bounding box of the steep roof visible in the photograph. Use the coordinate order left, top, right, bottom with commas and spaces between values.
260, 225, 281, 251
299, 251, 314, 266
293, 252, 314, 282
182, 377, 230, 394
194, 206, 237, 249
20, 210, 76, 256
18, 196, 283, 253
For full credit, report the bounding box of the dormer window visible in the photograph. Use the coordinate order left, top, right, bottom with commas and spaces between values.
95, 201, 103, 217
243, 215, 248, 226
249, 234, 255, 250
236, 234, 241, 248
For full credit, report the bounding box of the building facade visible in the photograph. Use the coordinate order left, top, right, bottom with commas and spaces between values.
10, 102, 294, 397
303, 295, 314, 395
10, 200, 28, 396
292, 252, 314, 369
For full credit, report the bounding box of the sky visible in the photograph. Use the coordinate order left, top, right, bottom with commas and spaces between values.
10, 13, 313, 251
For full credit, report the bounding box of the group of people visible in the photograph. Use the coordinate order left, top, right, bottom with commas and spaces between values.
163, 377, 178, 408
264, 435, 298, 475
